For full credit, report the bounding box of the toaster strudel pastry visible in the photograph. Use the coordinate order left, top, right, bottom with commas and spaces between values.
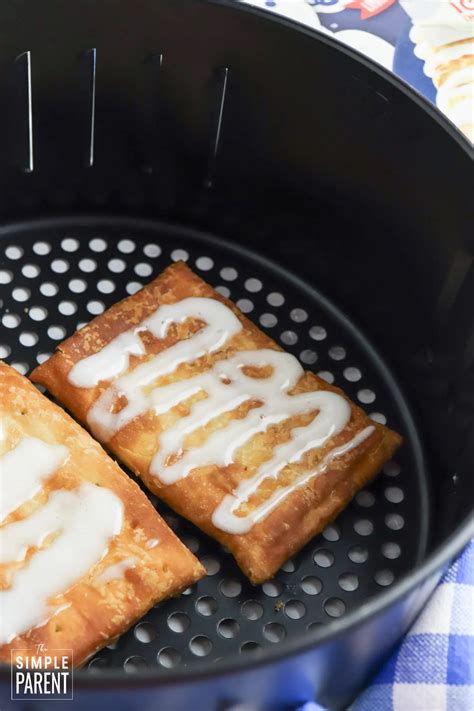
0, 362, 204, 667
32, 262, 402, 584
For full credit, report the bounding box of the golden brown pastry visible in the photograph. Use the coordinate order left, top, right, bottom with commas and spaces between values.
0, 362, 204, 667
400, 1, 474, 142
32, 262, 402, 584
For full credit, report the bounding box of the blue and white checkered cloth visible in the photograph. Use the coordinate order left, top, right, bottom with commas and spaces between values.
240, 3, 473, 707
352, 540, 474, 710
301, 541, 474, 710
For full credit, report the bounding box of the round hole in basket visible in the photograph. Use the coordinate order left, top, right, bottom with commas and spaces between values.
0, 218, 429, 673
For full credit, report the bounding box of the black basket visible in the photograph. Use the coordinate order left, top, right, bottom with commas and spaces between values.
0, 1, 472, 710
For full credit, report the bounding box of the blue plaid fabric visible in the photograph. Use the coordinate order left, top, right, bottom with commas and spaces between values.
350, 541, 474, 710
240, 2, 473, 707
299, 542, 474, 711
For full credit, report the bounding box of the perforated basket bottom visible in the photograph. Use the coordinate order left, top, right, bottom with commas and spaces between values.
0, 216, 430, 675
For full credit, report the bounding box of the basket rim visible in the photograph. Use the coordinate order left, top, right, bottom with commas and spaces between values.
0, 0, 472, 687
0, 214, 472, 688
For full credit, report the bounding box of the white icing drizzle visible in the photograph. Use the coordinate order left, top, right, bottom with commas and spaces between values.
68, 297, 377, 534
146, 538, 160, 549
75, 298, 242, 441
69, 332, 147, 388
415, 39, 474, 79
212, 425, 375, 534
404, 12, 474, 135
68, 296, 242, 389
95, 556, 137, 585
0, 437, 68, 521
419, 43, 473, 130
150, 349, 352, 485
0, 482, 124, 644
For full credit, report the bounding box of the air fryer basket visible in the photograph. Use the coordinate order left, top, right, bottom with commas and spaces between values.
0, 1, 472, 710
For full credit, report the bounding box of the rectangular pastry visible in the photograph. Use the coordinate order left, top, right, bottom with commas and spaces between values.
0, 362, 204, 667
32, 262, 402, 585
